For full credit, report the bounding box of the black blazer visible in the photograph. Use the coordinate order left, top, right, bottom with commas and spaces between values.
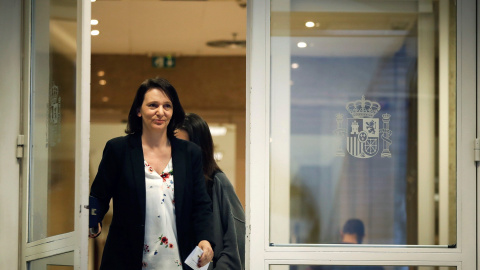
90, 134, 214, 270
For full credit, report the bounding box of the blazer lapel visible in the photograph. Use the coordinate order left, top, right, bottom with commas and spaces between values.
130, 134, 146, 224
171, 137, 186, 221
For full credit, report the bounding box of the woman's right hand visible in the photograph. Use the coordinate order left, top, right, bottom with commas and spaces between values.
197, 240, 214, 267
88, 223, 102, 238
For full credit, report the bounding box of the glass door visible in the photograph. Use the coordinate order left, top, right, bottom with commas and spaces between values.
21, 0, 91, 269
247, 0, 476, 269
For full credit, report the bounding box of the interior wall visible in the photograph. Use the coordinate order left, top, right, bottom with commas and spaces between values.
0, 0, 21, 268
90, 54, 246, 206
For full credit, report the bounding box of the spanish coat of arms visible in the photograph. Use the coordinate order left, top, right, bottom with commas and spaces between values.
334, 96, 392, 159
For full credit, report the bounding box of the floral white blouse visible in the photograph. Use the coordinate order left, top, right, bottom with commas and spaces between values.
142, 158, 182, 268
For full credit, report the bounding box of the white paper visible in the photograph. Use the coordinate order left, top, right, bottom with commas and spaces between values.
184, 246, 210, 270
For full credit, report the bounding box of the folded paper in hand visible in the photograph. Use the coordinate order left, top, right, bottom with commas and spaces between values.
184, 246, 210, 270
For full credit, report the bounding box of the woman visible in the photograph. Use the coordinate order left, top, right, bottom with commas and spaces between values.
89, 78, 214, 269
175, 113, 245, 270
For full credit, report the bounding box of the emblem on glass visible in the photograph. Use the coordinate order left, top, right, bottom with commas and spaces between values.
48, 83, 62, 147
334, 96, 392, 159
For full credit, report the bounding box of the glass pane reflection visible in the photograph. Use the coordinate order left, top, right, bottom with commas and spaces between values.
28, 252, 73, 270
29, 0, 77, 241
270, 266, 456, 270
47, 266, 74, 270
269, 0, 457, 246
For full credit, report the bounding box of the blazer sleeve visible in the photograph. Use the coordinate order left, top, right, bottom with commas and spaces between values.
213, 173, 246, 270
90, 139, 119, 223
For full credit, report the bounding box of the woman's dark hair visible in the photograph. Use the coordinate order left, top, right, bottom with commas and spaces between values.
177, 113, 220, 181
125, 77, 185, 139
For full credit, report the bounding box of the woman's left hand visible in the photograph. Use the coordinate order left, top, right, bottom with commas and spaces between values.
197, 240, 214, 267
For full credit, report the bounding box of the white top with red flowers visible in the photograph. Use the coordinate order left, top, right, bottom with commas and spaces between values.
142, 158, 182, 268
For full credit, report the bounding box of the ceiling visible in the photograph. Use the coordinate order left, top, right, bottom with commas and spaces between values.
88, 0, 418, 57
90, 0, 247, 56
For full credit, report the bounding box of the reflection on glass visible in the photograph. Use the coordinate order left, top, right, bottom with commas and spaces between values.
269, 0, 456, 246
270, 266, 456, 270
29, 0, 77, 241
47, 266, 74, 270
28, 252, 73, 270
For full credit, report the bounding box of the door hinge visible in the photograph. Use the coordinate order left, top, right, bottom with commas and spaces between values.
16, 135, 25, 159
475, 138, 480, 162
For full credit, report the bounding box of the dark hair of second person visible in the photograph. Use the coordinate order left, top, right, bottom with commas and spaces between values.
125, 77, 185, 139
175, 112, 246, 270
176, 112, 220, 181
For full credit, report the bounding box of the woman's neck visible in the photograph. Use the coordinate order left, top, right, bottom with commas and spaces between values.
141, 130, 170, 149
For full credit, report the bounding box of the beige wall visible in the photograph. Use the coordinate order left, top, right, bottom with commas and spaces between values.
91, 54, 246, 206
0, 1, 21, 269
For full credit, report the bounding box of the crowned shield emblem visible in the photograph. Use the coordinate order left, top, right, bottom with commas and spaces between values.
347, 118, 379, 158
333, 96, 392, 159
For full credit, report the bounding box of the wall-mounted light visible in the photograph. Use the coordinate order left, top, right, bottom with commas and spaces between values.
102, 96, 109, 102
214, 152, 224, 161
305, 21, 315, 28
291, 63, 299, 69
97, 70, 105, 77
91, 30, 100, 36
297, 42, 307, 48
210, 126, 227, 136
91, 19, 98, 25
99, 79, 106, 85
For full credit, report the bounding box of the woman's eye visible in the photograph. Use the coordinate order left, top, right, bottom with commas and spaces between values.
164, 104, 172, 109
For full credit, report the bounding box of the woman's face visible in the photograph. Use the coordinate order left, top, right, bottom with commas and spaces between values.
174, 129, 189, 141
137, 88, 173, 134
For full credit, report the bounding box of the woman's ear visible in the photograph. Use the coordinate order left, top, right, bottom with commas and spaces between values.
137, 108, 141, 117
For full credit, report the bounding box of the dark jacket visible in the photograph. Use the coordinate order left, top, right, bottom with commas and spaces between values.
209, 171, 245, 270
90, 134, 214, 270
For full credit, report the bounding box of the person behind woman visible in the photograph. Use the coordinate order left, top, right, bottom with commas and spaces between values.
175, 113, 245, 270
89, 78, 214, 269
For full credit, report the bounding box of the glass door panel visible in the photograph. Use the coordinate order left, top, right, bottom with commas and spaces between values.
29, 0, 77, 242
269, 0, 457, 246
28, 252, 73, 270
22, 0, 90, 268
270, 266, 456, 270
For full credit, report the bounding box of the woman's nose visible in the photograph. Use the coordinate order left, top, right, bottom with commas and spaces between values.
155, 107, 164, 115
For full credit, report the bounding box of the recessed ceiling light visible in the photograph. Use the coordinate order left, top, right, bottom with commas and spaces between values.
297, 42, 307, 48
99, 79, 106, 85
91, 30, 100, 36
97, 70, 105, 77
91, 0, 96, 2
102, 96, 109, 102
91, 19, 98, 25
291, 63, 299, 69
305, 21, 315, 28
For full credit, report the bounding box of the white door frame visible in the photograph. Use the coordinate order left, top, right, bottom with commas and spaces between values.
19, 0, 91, 269
246, 0, 477, 268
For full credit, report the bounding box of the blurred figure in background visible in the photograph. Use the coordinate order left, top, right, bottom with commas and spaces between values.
307, 219, 384, 270
341, 218, 365, 244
